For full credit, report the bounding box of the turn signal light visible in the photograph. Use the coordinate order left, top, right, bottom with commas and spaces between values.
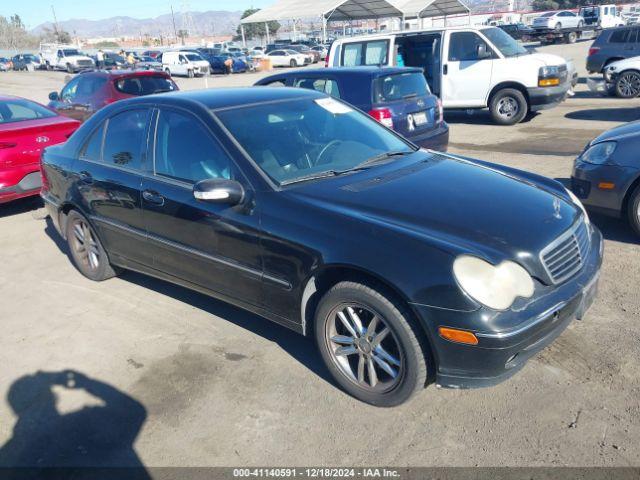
439, 327, 479, 345
598, 182, 615, 190
538, 78, 560, 87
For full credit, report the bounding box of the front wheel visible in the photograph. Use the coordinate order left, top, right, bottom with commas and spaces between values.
489, 88, 528, 125
164, 68, 171, 76
66, 63, 74, 73
577, 21, 584, 29
555, 22, 562, 31
187, 69, 194, 78
290, 59, 297, 67
66, 210, 120, 281
615, 70, 640, 98
627, 185, 640, 237
314, 281, 429, 407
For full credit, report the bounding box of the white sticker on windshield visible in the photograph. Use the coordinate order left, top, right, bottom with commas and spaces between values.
314, 97, 353, 114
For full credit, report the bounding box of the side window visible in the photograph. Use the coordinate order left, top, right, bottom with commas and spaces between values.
154, 110, 234, 184
341, 41, 389, 66
79, 123, 105, 162
61, 77, 81, 101
102, 109, 150, 170
365, 40, 388, 64
294, 78, 341, 98
448, 32, 492, 61
633, 29, 640, 42
76, 76, 107, 97
342, 43, 363, 66
263, 79, 286, 87
609, 29, 629, 43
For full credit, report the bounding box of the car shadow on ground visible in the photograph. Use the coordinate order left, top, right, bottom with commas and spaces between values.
444, 110, 539, 125
565, 106, 640, 122
0, 369, 150, 478
0, 196, 43, 219
42, 218, 334, 388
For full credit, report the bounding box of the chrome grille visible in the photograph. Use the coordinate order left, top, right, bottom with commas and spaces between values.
540, 220, 589, 284
77, 60, 93, 67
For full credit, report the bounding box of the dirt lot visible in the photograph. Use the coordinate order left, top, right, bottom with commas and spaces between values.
1, 40, 639, 468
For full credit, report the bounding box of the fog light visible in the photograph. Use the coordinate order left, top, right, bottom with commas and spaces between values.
439, 327, 478, 345
598, 182, 615, 190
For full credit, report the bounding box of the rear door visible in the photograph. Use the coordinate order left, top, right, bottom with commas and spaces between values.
74, 108, 152, 266
442, 31, 495, 108
140, 107, 263, 306
623, 28, 640, 58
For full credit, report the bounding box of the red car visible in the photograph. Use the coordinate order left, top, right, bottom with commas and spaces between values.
0, 96, 79, 204
47, 69, 178, 122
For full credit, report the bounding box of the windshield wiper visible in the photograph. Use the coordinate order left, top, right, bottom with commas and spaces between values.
280, 170, 346, 186
355, 150, 415, 169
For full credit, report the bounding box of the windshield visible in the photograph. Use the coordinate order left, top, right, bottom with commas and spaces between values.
215, 98, 414, 185
114, 76, 177, 95
481, 27, 528, 57
185, 53, 203, 61
581, 7, 597, 16
540, 12, 555, 17
0, 99, 57, 124
374, 72, 430, 102
62, 49, 80, 56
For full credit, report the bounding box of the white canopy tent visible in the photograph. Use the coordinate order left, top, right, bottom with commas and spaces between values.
393, 0, 469, 19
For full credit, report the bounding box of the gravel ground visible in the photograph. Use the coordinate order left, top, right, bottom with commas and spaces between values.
0, 40, 639, 468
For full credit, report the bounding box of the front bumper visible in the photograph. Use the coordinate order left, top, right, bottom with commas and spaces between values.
571, 159, 634, 217
527, 82, 571, 112
0, 168, 42, 204
412, 225, 603, 389
408, 122, 449, 152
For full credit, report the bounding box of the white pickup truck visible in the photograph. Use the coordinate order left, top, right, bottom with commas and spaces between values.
328, 26, 574, 125
39, 44, 94, 73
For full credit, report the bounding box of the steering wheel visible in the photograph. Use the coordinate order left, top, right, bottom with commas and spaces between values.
317, 140, 343, 165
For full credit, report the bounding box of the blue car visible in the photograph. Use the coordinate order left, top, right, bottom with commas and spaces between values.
205, 53, 248, 74
255, 67, 449, 151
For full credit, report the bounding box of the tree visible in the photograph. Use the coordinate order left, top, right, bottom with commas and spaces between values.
0, 13, 38, 49
236, 8, 279, 41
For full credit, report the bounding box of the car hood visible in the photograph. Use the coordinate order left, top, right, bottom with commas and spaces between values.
590, 119, 640, 144
66, 55, 93, 62
608, 56, 640, 70
288, 152, 580, 276
525, 52, 567, 68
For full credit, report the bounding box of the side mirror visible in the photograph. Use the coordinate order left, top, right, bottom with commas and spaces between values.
48, 91, 59, 101
476, 43, 492, 60
193, 178, 244, 205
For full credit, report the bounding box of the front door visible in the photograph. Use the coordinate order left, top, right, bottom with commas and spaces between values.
141, 108, 263, 307
74, 108, 152, 266
442, 31, 494, 108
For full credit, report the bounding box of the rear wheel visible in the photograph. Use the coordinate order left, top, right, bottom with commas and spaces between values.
566, 31, 577, 44
290, 59, 297, 67
615, 70, 640, 98
187, 69, 194, 78
489, 88, 528, 125
66, 210, 120, 281
627, 185, 640, 236
314, 281, 429, 407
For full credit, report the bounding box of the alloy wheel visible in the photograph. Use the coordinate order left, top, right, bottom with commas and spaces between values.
325, 304, 403, 392
70, 218, 101, 272
497, 96, 519, 120
618, 73, 640, 97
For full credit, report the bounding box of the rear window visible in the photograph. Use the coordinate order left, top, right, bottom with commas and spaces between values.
0, 99, 57, 124
114, 76, 177, 96
373, 72, 430, 103
341, 40, 389, 66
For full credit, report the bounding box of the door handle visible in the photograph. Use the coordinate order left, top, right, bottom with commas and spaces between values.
78, 171, 93, 184
142, 189, 165, 206
443, 64, 448, 75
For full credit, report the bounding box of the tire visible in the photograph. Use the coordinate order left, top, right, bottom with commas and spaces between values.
164, 68, 171, 76
578, 21, 584, 29
290, 59, 297, 67
566, 31, 577, 44
66, 63, 74, 73
66, 210, 120, 281
489, 88, 528, 125
555, 22, 562, 31
615, 70, 640, 98
187, 69, 194, 78
45, 62, 52, 71
314, 281, 429, 407
627, 184, 640, 236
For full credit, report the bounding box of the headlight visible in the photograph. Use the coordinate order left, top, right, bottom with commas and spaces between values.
565, 187, 590, 225
539, 65, 560, 77
580, 141, 617, 165
453, 255, 535, 310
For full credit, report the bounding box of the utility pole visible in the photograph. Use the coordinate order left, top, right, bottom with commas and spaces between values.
51, 4, 60, 42
170, 5, 178, 43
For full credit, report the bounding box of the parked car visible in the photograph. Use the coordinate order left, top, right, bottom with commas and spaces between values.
40, 43, 94, 73
587, 26, 640, 73
572, 121, 640, 235
11, 53, 41, 71
0, 96, 79, 204
136, 55, 163, 71
625, 13, 640, 25
602, 56, 640, 97
162, 51, 210, 77
289, 44, 320, 63
47, 69, 178, 122
311, 45, 328, 60
0, 58, 11, 71
328, 26, 573, 125
99, 52, 126, 69
205, 53, 249, 74
532, 11, 585, 30
255, 67, 449, 151
267, 49, 309, 67
41, 87, 602, 406
142, 50, 162, 59
578, 4, 625, 28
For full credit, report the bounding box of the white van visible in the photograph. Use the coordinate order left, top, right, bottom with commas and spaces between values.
162, 51, 210, 78
328, 26, 572, 125
578, 4, 625, 28
39, 43, 94, 73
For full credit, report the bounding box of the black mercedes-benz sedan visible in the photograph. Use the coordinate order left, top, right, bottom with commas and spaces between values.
40, 87, 603, 406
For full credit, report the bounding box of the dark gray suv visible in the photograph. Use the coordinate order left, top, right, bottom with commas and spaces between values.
586, 26, 640, 73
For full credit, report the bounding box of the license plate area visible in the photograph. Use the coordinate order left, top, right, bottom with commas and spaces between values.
412, 111, 428, 126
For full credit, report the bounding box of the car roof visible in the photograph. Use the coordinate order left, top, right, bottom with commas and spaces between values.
260, 66, 422, 81
126, 87, 324, 111
79, 69, 170, 79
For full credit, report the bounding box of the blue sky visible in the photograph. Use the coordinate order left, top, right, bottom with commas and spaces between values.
3, 0, 273, 28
